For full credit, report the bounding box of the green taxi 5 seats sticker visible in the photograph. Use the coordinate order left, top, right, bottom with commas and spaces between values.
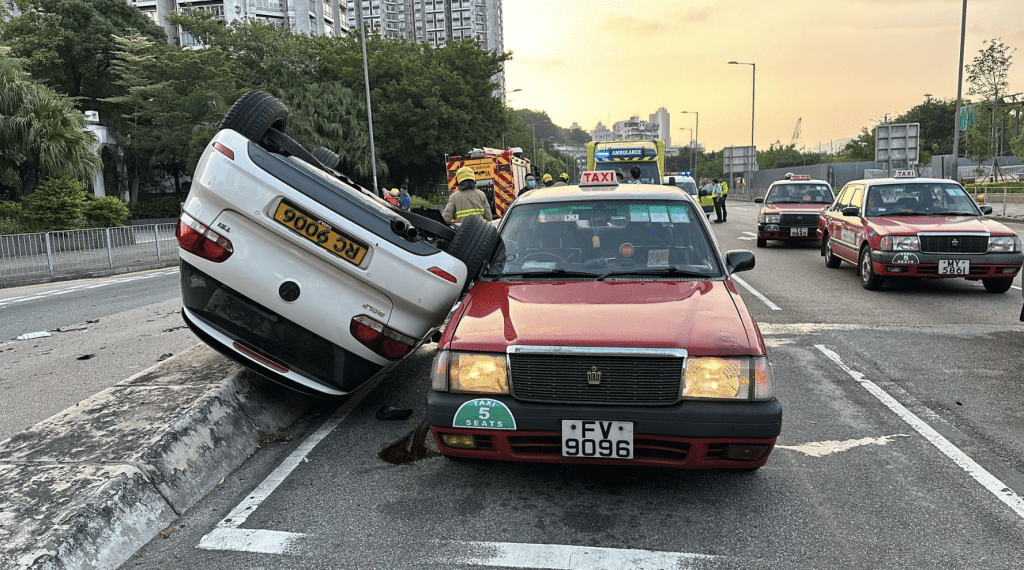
453, 399, 517, 430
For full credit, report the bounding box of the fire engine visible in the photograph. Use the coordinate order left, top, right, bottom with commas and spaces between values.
445, 147, 532, 218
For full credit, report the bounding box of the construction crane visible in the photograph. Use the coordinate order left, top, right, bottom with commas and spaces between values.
791, 117, 802, 146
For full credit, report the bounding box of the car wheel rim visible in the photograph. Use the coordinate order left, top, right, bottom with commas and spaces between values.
861, 253, 870, 283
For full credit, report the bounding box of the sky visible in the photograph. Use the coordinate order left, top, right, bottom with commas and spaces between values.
502, 0, 1024, 153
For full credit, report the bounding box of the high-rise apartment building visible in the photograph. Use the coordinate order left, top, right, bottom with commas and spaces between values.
347, 0, 504, 94
127, 0, 350, 47
649, 107, 670, 147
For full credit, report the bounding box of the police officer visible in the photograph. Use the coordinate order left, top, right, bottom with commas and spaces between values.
552, 172, 570, 187
711, 178, 724, 223
719, 176, 729, 222
443, 166, 492, 224
541, 173, 555, 187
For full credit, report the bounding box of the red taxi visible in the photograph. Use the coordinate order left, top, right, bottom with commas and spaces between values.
818, 172, 1023, 291
754, 175, 834, 248
426, 171, 782, 470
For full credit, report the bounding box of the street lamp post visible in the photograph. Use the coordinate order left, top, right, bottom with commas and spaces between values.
680, 111, 699, 177
356, 0, 379, 195
530, 120, 551, 169
951, 0, 968, 179
728, 61, 756, 192
501, 88, 523, 148
678, 127, 693, 174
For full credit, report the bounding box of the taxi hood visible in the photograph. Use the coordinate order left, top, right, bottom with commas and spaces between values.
446, 280, 763, 356
867, 215, 1012, 235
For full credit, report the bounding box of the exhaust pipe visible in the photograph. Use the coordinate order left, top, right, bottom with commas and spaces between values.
389, 218, 419, 242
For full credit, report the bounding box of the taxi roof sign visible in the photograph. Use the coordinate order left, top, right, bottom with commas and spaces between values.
580, 171, 619, 186
789, 174, 811, 180
894, 169, 918, 178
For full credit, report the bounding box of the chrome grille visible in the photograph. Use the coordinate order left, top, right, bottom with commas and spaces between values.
919, 235, 988, 254
779, 213, 818, 226
509, 353, 682, 406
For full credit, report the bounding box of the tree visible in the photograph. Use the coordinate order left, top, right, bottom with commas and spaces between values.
835, 128, 875, 162
963, 38, 1016, 167
25, 175, 88, 230
757, 141, 804, 169
0, 49, 100, 199
1, 0, 167, 117
894, 97, 957, 158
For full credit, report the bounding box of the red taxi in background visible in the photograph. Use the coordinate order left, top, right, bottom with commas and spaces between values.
818, 171, 1023, 291
427, 170, 782, 471
754, 175, 834, 248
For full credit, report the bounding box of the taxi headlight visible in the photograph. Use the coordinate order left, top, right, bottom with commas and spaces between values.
759, 214, 781, 224
880, 235, 919, 251
431, 350, 508, 394
988, 235, 1021, 253
682, 356, 774, 401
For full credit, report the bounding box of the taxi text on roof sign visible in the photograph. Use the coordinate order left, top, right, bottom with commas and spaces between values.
894, 169, 918, 178
580, 171, 618, 186
789, 174, 811, 180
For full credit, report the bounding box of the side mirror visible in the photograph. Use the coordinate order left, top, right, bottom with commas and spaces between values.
980, 205, 993, 215
754, 197, 764, 204
725, 250, 755, 275
842, 206, 860, 217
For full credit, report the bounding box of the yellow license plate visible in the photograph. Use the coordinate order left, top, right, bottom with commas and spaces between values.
273, 201, 368, 265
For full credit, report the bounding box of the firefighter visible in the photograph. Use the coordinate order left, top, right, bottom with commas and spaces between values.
553, 172, 569, 187
542, 173, 555, 187
443, 166, 492, 224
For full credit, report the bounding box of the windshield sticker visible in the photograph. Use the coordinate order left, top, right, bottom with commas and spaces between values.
946, 189, 959, 196
668, 206, 690, 223
892, 253, 920, 264
628, 205, 650, 222
522, 261, 557, 271
453, 399, 516, 430
648, 249, 670, 267
648, 205, 670, 223
564, 213, 579, 221
538, 207, 570, 222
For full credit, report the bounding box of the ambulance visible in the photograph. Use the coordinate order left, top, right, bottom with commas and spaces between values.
445, 147, 531, 218
586, 139, 666, 184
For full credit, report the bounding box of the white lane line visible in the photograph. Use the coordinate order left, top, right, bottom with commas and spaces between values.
776, 434, 910, 457
0, 269, 177, 306
730, 275, 781, 311
1012, 285, 1021, 291
198, 375, 380, 553
461, 541, 719, 570
815, 345, 1024, 521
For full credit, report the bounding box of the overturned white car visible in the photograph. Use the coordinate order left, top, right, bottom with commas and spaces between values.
176, 91, 496, 396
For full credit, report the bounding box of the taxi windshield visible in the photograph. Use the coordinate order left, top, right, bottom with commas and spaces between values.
485, 200, 721, 279
865, 183, 981, 216
594, 162, 661, 185
766, 183, 833, 204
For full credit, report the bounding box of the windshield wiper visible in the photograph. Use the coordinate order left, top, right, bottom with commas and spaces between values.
496, 269, 602, 279
930, 211, 975, 216
876, 211, 930, 216
597, 267, 711, 281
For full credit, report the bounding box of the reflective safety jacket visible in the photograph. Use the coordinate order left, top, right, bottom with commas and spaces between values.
443, 188, 493, 223
720, 180, 729, 197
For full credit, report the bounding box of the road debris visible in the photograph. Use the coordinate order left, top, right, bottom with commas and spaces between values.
16, 331, 51, 340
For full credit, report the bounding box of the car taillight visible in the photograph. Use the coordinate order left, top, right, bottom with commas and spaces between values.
176, 212, 234, 262
350, 315, 417, 360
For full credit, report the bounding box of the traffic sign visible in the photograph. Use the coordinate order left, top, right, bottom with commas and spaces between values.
958, 106, 973, 131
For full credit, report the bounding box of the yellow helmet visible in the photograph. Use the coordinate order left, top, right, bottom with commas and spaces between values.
560, 172, 569, 181
455, 166, 476, 184
390, 188, 399, 196
542, 173, 553, 183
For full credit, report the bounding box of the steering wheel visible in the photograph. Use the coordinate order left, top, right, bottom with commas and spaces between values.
522, 251, 567, 264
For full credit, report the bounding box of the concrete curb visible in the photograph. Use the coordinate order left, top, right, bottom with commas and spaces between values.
0, 260, 181, 289
0, 344, 317, 570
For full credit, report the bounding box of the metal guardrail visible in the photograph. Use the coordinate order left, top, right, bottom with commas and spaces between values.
0, 223, 179, 279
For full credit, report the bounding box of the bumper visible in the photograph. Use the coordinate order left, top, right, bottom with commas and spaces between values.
181, 260, 390, 396
869, 250, 1023, 278
427, 391, 782, 469
757, 224, 818, 241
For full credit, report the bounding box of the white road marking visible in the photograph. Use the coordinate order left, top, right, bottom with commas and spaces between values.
730, 275, 781, 310
815, 345, 1024, 521
776, 434, 910, 457
1012, 285, 1021, 291
0, 269, 176, 307
198, 375, 382, 554
461, 541, 719, 570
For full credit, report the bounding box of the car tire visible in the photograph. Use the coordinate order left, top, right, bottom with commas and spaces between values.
219, 90, 289, 143
859, 246, 883, 290
756, 237, 767, 248
824, 236, 842, 268
446, 215, 498, 293
312, 146, 341, 170
982, 277, 1013, 293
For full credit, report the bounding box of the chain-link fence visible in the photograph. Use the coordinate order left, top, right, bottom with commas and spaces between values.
1, 223, 178, 280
